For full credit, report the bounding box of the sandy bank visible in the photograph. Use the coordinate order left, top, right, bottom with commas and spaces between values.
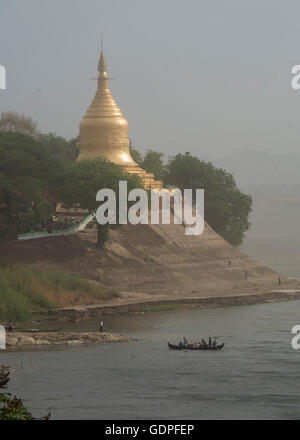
6, 332, 132, 347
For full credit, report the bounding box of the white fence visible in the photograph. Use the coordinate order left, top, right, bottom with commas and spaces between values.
18, 212, 95, 241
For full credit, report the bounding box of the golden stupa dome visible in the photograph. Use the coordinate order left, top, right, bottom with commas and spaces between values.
78, 49, 162, 189
78, 50, 137, 167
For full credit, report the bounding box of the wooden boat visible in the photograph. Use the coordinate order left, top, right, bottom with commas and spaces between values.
167, 342, 183, 351
34, 412, 51, 421
41, 412, 51, 420
0, 377, 9, 387
0, 371, 9, 379
168, 342, 225, 351
0, 364, 9, 370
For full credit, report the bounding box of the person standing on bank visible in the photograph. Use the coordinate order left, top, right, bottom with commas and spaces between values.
100, 320, 104, 333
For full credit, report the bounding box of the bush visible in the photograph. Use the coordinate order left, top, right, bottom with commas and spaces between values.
0, 266, 120, 321
0, 394, 33, 420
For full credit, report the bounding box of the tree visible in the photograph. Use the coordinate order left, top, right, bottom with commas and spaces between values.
38, 133, 79, 162
0, 131, 66, 238
60, 158, 143, 246
129, 147, 165, 180
0, 394, 33, 420
0, 112, 38, 137
164, 152, 252, 246
130, 148, 143, 165
141, 149, 164, 180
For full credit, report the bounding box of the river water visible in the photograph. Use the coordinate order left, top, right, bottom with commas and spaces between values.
1, 301, 300, 419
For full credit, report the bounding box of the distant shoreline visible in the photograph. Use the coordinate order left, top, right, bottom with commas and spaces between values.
4, 289, 300, 348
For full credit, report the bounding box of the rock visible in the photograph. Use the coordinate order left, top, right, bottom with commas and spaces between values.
67, 340, 83, 345
6, 337, 18, 346
18, 337, 35, 346
35, 339, 51, 345
4, 331, 132, 347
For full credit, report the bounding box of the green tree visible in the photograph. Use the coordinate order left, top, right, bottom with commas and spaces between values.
130, 148, 143, 165
164, 152, 252, 246
0, 131, 66, 238
38, 132, 79, 162
141, 149, 164, 180
60, 158, 143, 246
0, 394, 33, 420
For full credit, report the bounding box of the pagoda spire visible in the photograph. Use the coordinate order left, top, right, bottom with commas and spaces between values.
98, 49, 107, 74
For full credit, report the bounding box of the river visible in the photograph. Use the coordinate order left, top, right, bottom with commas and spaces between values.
1, 301, 300, 419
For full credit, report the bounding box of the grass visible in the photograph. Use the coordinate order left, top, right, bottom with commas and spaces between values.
0, 264, 120, 322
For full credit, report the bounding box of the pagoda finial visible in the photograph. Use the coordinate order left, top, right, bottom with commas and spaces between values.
98, 51, 107, 73
98, 36, 107, 73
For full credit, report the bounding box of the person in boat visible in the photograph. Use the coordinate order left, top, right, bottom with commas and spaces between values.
212, 338, 217, 348
201, 338, 207, 348
183, 337, 189, 346
179, 341, 183, 347
208, 337, 212, 347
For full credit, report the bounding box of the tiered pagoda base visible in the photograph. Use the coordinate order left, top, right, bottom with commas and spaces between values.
121, 165, 162, 190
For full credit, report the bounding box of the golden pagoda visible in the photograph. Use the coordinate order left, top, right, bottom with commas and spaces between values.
78, 50, 162, 190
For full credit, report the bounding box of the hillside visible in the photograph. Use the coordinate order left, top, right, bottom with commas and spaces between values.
2, 214, 299, 309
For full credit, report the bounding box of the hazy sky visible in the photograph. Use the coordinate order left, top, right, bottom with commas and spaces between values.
1, 0, 300, 159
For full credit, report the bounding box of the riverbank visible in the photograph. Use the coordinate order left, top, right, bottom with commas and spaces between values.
47, 287, 300, 319
6, 331, 132, 348
2, 219, 298, 319
5, 287, 300, 338
0, 265, 121, 322
2, 217, 300, 328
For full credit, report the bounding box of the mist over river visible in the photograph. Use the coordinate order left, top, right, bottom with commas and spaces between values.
1, 302, 300, 420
